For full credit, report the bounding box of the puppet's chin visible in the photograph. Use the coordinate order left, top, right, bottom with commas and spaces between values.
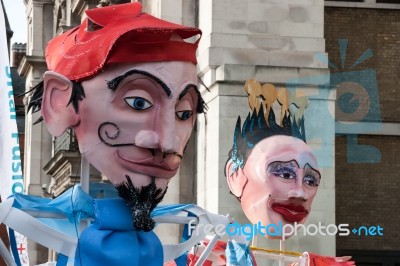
115, 175, 168, 232
116, 171, 171, 191
93, 163, 172, 191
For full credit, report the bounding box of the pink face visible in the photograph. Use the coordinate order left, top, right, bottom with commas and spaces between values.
228, 135, 320, 239
73, 61, 199, 190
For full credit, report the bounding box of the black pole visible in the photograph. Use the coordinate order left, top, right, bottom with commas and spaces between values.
1, 0, 14, 59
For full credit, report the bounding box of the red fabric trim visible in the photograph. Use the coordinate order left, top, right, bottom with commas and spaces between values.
307, 253, 356, 266
107, 41, 198, 65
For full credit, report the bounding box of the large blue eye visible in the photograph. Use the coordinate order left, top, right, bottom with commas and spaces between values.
176, 110, 193, 121
124, 97, 153, 110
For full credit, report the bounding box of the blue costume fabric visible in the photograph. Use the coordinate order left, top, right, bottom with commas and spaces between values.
10, 184, 255, 265
74, 198, 163, 266
226, 240, 256, 266
10, 184, 193, 266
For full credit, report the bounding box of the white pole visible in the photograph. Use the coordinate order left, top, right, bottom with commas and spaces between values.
279, 239, 285, 266
80, 156, 90, 193
0, 239, 16, 266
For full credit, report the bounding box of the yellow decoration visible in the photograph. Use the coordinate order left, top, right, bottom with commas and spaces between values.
250, 246, 302, 257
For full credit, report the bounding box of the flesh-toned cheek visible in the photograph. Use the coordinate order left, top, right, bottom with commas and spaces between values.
177, 129, 193, 153
242, 194, 269, 222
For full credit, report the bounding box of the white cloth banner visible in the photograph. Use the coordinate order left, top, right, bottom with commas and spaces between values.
0, 2, 29, 266
0, 1, 24, 200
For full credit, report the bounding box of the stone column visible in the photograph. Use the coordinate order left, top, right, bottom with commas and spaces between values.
196, 0, 335, 257
30, 1, 53, 56
21, 1, 54, 264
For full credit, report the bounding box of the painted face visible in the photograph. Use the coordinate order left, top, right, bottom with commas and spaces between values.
73, 61, 199, 190
234, 135, 320, 238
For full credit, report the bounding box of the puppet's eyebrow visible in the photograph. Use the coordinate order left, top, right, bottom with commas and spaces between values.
304, 163, 321, 178
106, 69, 171, 97
267, 160, 300, 168
178, 84, 199, 100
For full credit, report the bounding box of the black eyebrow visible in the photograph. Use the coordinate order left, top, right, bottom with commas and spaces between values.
178, 84, 198, 100
106, 69, 171, 97
179, 83, 207, 114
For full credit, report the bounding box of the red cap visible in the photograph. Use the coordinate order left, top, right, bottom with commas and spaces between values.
45, 2, 202, 81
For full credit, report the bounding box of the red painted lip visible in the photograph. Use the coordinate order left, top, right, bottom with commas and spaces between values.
271, 202, 309, 223
116, 150, 180, 178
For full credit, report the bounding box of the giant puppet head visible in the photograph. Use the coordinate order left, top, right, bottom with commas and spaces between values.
225, 80, 320, 239
28, 2, 205, 231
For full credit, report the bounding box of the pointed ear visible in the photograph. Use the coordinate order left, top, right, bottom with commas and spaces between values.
226, 160, 248, 198
42, 71, 80, 137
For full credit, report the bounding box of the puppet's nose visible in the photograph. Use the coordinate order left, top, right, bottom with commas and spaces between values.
287, 183, 307, 200
134, 130, 160, 149
157, 111, 178, 153
134, 121, 178, 153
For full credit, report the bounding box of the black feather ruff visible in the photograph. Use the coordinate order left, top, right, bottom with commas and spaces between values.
115, 175, 167, 232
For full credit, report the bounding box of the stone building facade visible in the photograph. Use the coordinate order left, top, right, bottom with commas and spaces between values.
22, 0, 400, 265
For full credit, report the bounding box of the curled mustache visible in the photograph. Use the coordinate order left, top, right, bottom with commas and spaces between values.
115, 175, 167, 232
98, 121, 136, 147
98, 121, 183, 159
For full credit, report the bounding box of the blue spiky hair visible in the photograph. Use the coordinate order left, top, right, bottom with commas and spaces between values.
228, 104, 306, 173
